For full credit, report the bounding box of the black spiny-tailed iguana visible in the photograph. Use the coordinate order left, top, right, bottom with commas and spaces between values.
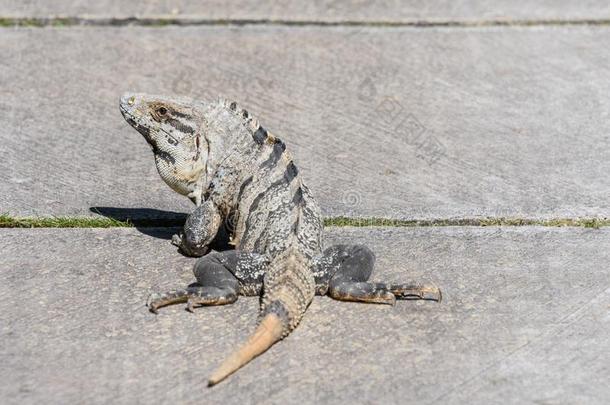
119, 93, 441, 386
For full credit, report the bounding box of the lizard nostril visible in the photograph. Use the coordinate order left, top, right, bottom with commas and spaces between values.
128, 96, 135, 106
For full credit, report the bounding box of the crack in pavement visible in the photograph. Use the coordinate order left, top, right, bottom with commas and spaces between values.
3, 16, 610, 28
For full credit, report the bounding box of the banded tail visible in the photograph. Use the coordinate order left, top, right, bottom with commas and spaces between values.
207, 247, 316, 386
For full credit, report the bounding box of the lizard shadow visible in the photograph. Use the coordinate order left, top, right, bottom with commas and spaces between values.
89, 206, 233, 252
90, 206, 186, 240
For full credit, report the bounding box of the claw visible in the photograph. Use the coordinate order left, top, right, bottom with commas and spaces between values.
145, 290, 190, 313
422, 286, 442, 302
146, 292, 158, 307
146, 292, 160, 313
171, 233, 183, 247
391, 284, 442, 302
186, 298, 198, 313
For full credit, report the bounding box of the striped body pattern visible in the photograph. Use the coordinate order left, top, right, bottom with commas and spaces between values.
200, 99, 323, 332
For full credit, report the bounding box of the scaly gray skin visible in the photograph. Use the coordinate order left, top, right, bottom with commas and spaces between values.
119, 93, 441, 386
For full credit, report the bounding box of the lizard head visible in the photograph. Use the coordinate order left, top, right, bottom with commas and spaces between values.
119, 93, 207, 203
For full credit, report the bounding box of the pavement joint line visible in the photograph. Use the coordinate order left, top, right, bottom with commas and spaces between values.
1, 214, 608, 229
2, 16, 610, 28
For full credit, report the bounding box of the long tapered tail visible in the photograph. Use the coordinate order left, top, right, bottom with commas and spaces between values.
207, 247, 316, 386
207, 312, 284, 386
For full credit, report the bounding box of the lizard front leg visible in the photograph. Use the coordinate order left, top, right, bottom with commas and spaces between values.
172, 200, 222, 257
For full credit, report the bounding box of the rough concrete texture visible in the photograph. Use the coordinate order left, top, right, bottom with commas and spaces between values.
1, 26, 609, 220
1, 227, 608, 404
2, 0, 610, 22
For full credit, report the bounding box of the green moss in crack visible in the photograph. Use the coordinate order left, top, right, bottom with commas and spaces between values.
0, 214, 132, 228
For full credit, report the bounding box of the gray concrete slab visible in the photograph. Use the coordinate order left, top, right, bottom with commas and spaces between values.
2, 1, 610, 22
1, 226, 608, 404
1, 26, 610, 220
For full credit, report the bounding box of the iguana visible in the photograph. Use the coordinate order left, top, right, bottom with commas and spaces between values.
119, 93, 441, 386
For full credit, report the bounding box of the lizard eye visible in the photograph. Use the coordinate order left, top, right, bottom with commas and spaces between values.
157, 106, 168, 116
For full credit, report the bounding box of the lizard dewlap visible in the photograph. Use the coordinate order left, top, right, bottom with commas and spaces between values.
119, 93, 441, 385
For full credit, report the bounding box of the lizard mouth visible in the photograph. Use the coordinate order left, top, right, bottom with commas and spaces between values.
119, 104, 155, 141
119, 104, 141, 129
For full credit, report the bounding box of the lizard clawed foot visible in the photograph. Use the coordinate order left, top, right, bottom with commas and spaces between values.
146, 293, 160, 314
389, 284, 442, 302
172, 233, 210, 257
146, 290, 190, 313
147, 287, 238, 314
186, 297, 202, 313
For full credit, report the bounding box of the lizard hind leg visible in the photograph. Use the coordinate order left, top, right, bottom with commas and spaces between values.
328, 282, 442, 305
186, 250, 271, 311
187, 252, 241, 312
323, 244, 441, 304
147, 252, 241, 314
323, 244, 395, 305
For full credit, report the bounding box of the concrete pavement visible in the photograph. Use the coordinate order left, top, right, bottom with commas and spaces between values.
1, 227, 608, 404
1, 26, 609, 220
